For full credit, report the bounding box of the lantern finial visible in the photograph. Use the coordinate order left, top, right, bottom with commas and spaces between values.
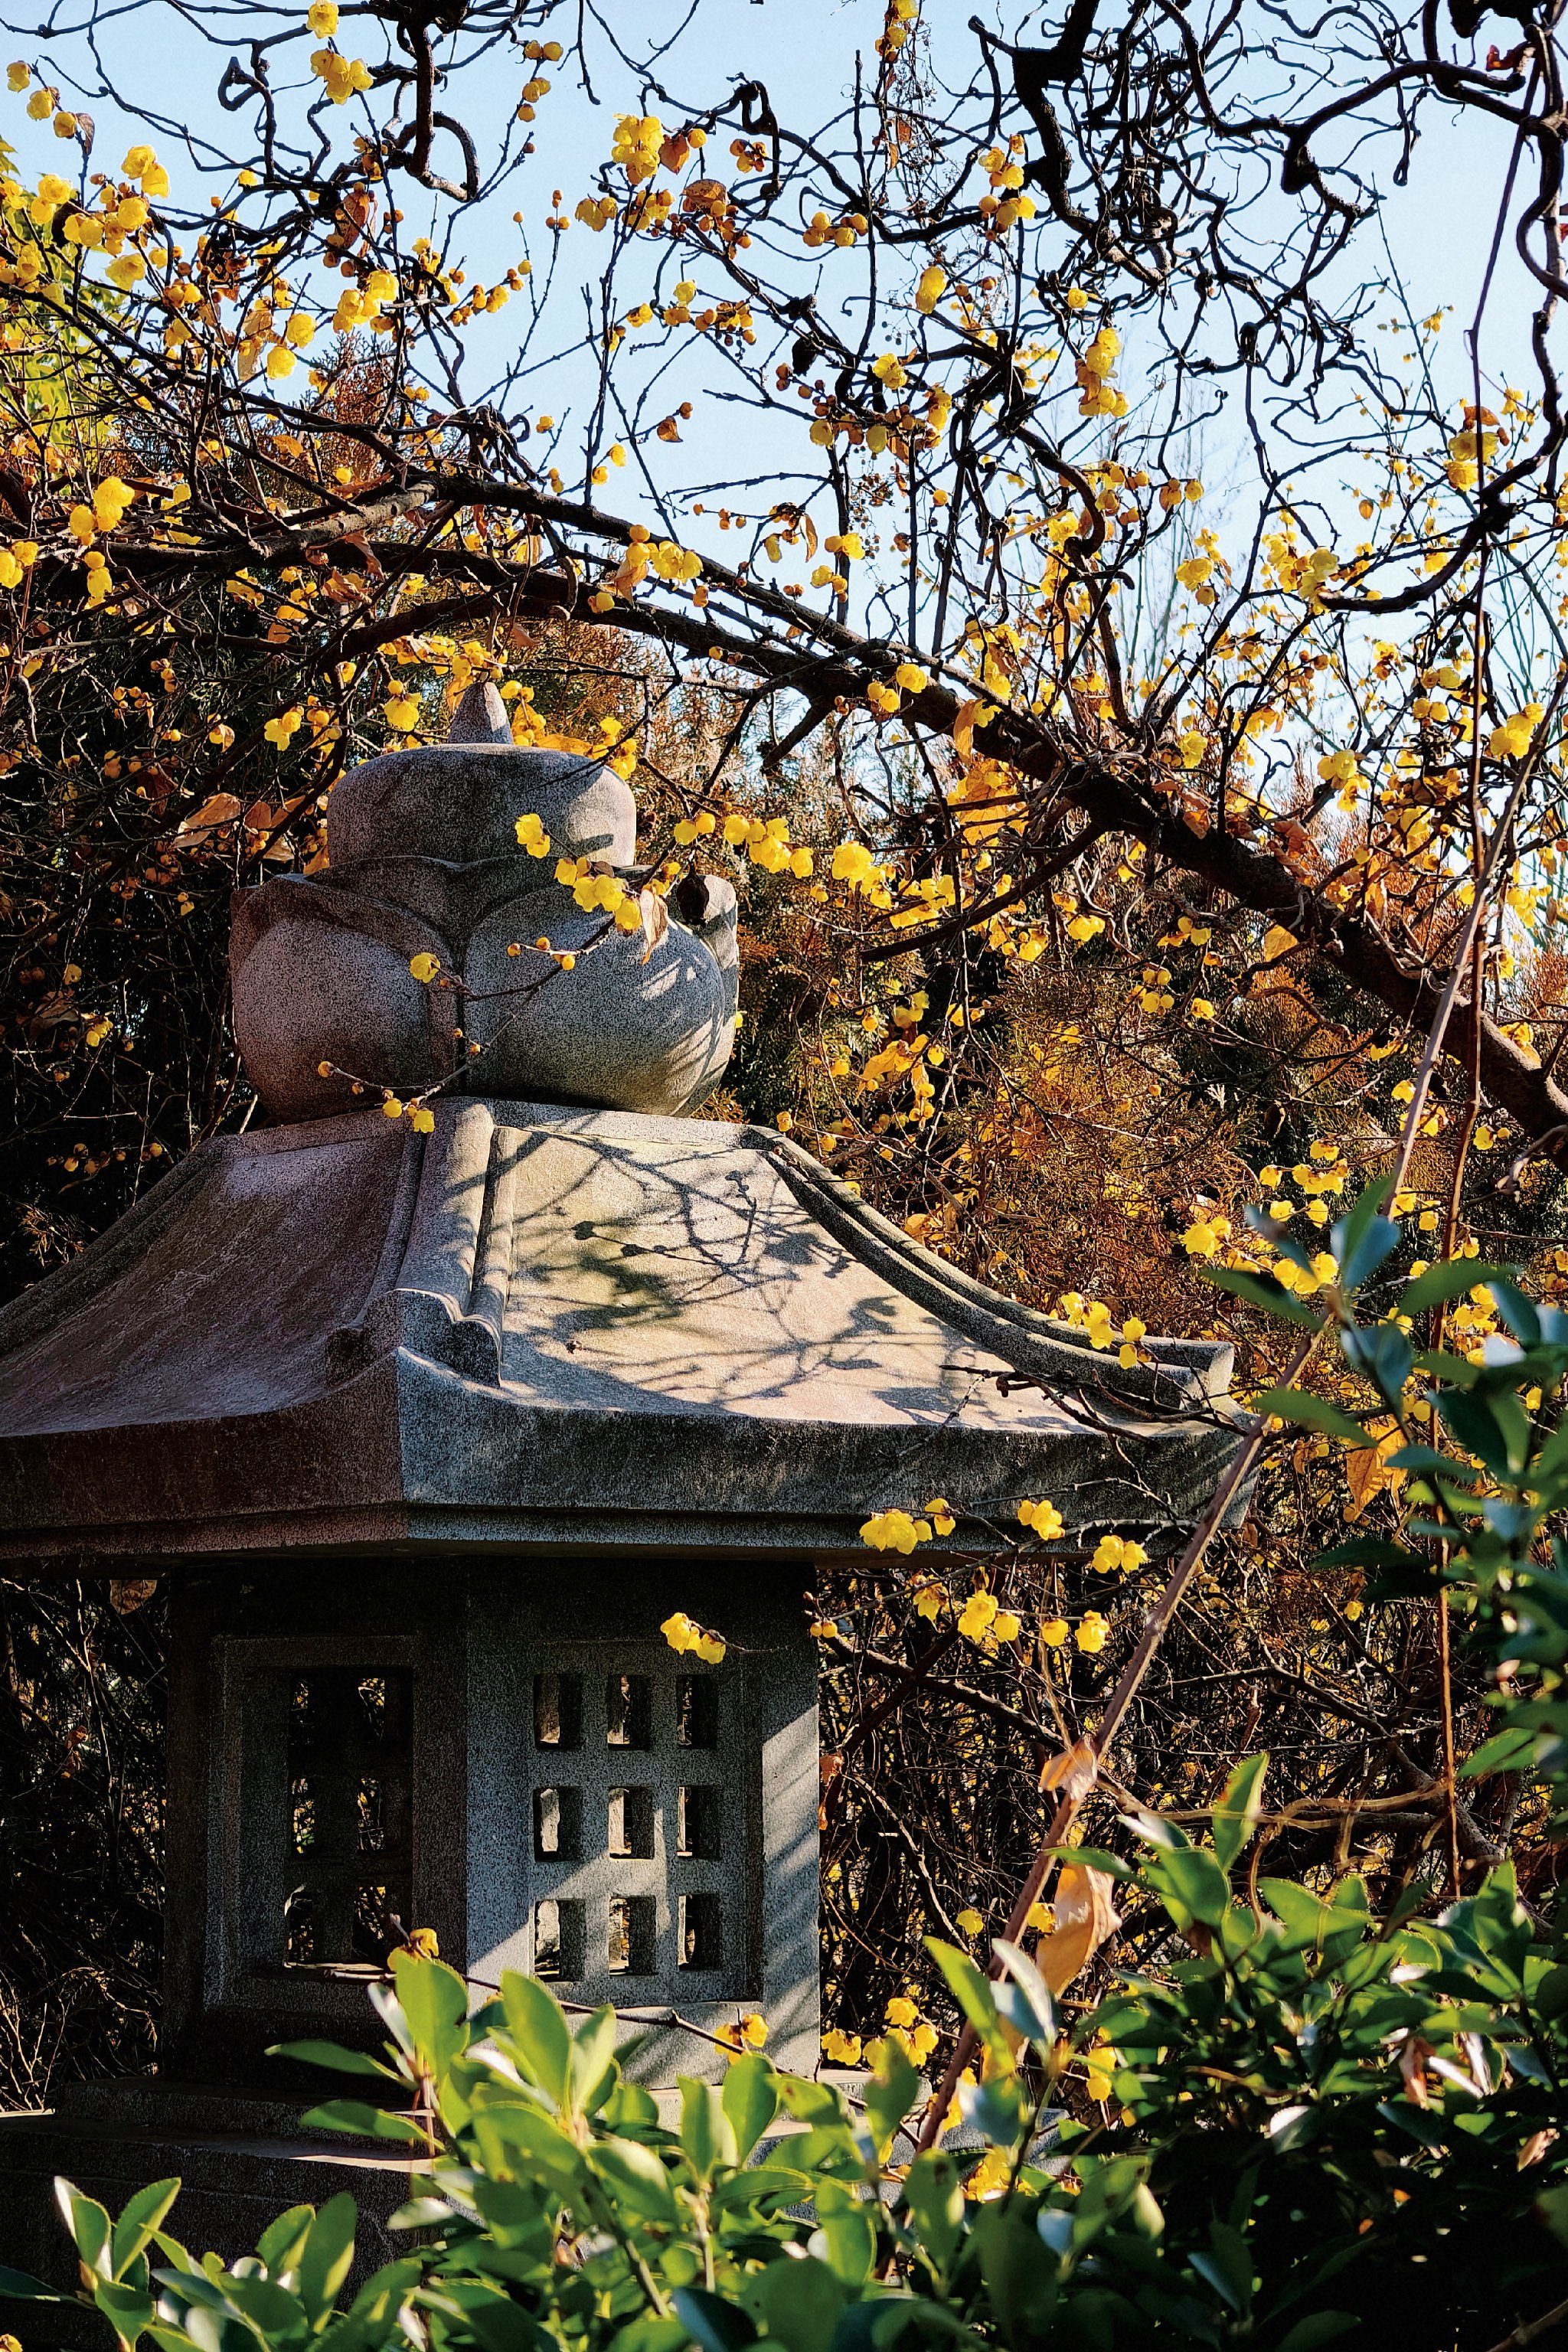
447, 679, 512, 744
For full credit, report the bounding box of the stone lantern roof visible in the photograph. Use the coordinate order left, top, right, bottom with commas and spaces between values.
0, 1095, 1236, 1562
0, 686, 1239, 1558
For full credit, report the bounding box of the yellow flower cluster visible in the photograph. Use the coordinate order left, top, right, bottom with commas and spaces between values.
978, 139, 1037, 233
554, 855, 645, 933
1489, 703, 1544, 760
380, 1095, 436, 1133
830, 838, 893, 904
333, 267, 398, 335
1266, 533, 1340, 600
514, 811, 550, 857
1076, 323, 1125, 418
802, 207, 867, 250
310, 46, 372, 104
1083, 2034, 1118, 2102
956, 1587, 1022, 1645
1018, 1496, 1064, 1539
660, 1609, 727, 1664
880, 1991, 938, 2065
1271, 1248, 1341, 1298
860, 1508, 932, 1552
878, 0, 920, 57
1091, 1533, 1148, 1576
265, 706, 304, 750
715, 2011, 767, 2055
601, 528, 704, 603
721, 810, 812, 876
611, 113, 664, 183
915, 264, 946, 314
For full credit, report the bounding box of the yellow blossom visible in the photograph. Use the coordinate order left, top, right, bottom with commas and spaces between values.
861, 1508, 932, 1553
957, 1589, 998, 1640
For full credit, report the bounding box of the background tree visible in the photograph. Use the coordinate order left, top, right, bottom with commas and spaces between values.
4, 0, 1568, 2098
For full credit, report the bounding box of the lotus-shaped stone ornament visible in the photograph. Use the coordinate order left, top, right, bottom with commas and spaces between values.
231, 684, 739, 1122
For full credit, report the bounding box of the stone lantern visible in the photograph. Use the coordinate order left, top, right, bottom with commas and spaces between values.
0, 687, 1237, 2272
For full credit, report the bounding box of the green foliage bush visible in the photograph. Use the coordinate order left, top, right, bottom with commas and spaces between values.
5, 1841, 1567, 2352
8, 1202, 1568, 2348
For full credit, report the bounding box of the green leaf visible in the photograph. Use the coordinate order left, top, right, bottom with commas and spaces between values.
470, 2102, 583, 2198
679, 2076, 737, 2180
903, 2151, 965, 2272
110, 2180, 180, 2281
1311, 1538, 1428, 1573
813, 2185, 877, 2287
1151, 1846, 1230, 1927
1341, 1320, 1413, 1404
711, 2164, 813, 2215
1331, 1176, 1398, 1291
925, 1938, 1000, 2040
389, 1951, 470, 2076
298, 2190, 358, 2324
568, 2005, 619, 2114
991, 1939, 1056, 2046
256, 2205, 314, 2275
1212, 1753, 1268, 1873
1485, 1275, 1541, 1345
743, 2257, 845, 2352
1383, 1446, 1476, 1479
1537, 2179, 1568, 2247
0, 2265, 64, 2300
671, 2288, 756, 2352
1463, 1726, 1540, 1778
1273, 2314, 1361, 2352
430, 2281, 554, 2352
1202, 1267, 1323, 1329
1260, 1879, 1347, 1949
55, 2178, 113, 2278
960, 2073, 1027, 2147
1436, 1386, 1525, 1478
498, 1970, 570, 2105
1400, 1259, 1514, 1315
590, 2135, 679, 2224
1034, 1843, 1138, 1877
720, 2050, 779, 2163
861, 2032, 920, 2157
614, 2326, 691, 2352
1253, 1388, 1370, 1442
92, 2281, 155, 2342
300, 2100, 424, 2143
268, 2039, 403, 2082
348, 2255, 424, 2320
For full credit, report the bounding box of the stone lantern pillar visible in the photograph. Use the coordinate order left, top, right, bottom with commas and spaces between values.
0, 688, 1239, 2278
